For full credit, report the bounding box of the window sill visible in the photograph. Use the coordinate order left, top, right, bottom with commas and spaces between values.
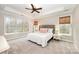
54, 33, 71, 36
4, 32, 28, 35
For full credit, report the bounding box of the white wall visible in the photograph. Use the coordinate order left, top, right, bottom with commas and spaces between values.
37, 13, 72, 25
72, 5, 79, 50
28, 19, 33, 33
0, 14, 4, 35
39, 16, 58, 25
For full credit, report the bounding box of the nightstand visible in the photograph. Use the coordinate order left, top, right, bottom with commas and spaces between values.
53, 34, 61, 40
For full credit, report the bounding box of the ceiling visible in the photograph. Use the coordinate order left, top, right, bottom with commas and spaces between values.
0, 4, 77, 19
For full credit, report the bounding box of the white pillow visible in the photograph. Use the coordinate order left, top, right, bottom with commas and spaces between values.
48, 29, 53, 33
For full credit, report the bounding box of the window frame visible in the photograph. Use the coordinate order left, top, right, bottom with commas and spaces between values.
4, 15, 29, 35
58, 15, 72, 36
58, 24, 72, 35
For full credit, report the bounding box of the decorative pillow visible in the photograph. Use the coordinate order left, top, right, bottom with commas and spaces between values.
40, 28, 48, 33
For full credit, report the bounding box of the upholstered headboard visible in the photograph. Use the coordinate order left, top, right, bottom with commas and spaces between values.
39, 25, 55, 34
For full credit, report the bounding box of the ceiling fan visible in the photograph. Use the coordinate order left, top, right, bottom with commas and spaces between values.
25, 4, 42, 13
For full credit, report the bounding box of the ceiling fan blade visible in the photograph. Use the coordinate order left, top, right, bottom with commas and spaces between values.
25, 8, 32, 10
31, 10, 34, 13
36, 8, 42, 10
25, 4, 42, 13
35, 10, 40, 13
31, 4, 34, 9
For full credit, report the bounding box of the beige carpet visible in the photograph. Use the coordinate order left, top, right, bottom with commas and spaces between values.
1, 37, 79, 54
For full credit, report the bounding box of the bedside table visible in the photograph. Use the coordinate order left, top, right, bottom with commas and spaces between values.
53, 34, 61, 40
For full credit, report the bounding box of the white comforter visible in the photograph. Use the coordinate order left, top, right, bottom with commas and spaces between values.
0, 36, 10, 53
27, 32, 53, 47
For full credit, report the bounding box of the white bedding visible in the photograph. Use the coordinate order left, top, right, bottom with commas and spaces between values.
0, 36, 10, 53
26, 32, 53, 47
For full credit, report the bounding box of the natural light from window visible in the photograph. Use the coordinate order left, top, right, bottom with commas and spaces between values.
4, 16, 29, 34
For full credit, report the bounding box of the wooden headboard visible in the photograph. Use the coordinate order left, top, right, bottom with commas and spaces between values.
39, 25, 55, 34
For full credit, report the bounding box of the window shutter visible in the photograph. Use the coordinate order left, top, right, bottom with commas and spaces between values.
59, 16, 70, 24
33, 21, 38, 25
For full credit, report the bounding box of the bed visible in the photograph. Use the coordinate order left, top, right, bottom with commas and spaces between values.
27, 32, 53, 47
27, 25, 55, 47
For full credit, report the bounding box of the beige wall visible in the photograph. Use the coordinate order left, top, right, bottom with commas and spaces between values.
72, 5, 79, 50
0, 14, 4, 35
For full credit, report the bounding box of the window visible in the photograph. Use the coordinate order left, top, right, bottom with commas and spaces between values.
5, 16, 29, 33
59, 16, 71, 35
33, 21, 39, 32
59, 24, 71, 35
